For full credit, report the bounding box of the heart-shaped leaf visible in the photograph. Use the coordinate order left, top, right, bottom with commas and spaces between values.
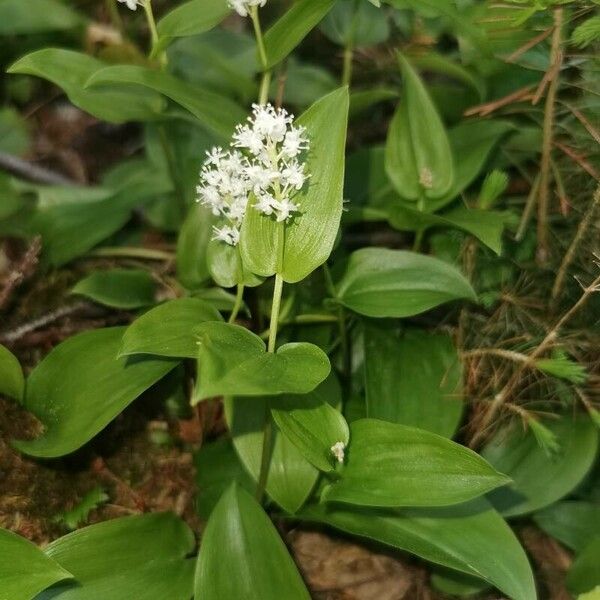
0, 344, 24, 402
300, 498, 536, 600
240, 87, 349, 283
120, 298, 222, 359
364, 324, 463, 438
0, 528, 72, 600
39, 513, 194, 600
194, 322, 330, 402
14, 327, 176, 458
335, 248, 476, 318
195, 484, 310, 599
323, 419, 510, 507
482, 416, 599, 517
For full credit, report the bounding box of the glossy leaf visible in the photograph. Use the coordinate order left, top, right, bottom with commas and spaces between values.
0, 0, 83, 34
482, 416, 599, 517
206, 240, 263, 288
0, 528, 72, 600
335, 248, 476, 318
39, 513, 194, 600
72, 269, 158, 309
263, 0, 336, 69
120, 298, 222, 359
195, 322, 330, 401
240, 88, 348, 283
14, 327, 176, 458
0, 344, 25, 402
226, 395, 319, 513
534, 501, 600, 553
176, 204, 213, 289
8, 50, 165, 123
301, 498, 536, 600
364, 325, 463, 437
385, 55, 454, 202
86, 66, 245, 139
567, 537, 600, 595
271, 375, 348, 472
323, 419, 510, 507
195, 484, 310, 599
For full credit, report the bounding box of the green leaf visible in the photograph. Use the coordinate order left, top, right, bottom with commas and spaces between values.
567, 537, 600, 595
176, 204, 213, 290
240, 88, 348, 283
323, 419, 510, 507
225, 396, 319, 513
8, 50, 165, 123
271, 374, 348, 472
156, 0, 230, 50
385, 55, 454, 202
431, 568, 491, 597
86, 66, 245, 139
534, 501, 600, 553
349, 87, 398, 118
0, 528, 72, 600
0, 107, 31, 154
53, 487, 109, 531
482, 416, 599, 517
320, 0, 390, 47
300, 498, 536, 600
0, 0, 83, 34
335, 248, 476, 318
0, 344, 25, 402
71, 269, 158, 309
14, 327, 176, 458
263, 0, 337, 70
207, 240, 264, 288
39, 513, 195, 600
195, 484, 310, 599
388, 205, 508, 255
195, 322, 330, 402
120, 298, 223, 359
194, 438, 255, 519
364, 325, 463, 438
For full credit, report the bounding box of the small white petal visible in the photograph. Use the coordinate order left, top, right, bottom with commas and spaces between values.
330, 441, 346, 464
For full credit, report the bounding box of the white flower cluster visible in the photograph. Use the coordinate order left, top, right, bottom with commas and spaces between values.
228, 0, 267, 17
117, 0, 141, 10
197, 103, 310, 246
330, 441, 346, 464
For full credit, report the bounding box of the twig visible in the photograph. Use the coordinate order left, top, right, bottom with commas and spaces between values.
506, 26, 554, 63
0, 237, 42, 309
555, 141, 600, 181
0, 152, 74, 186
516, 172, 541, 241
464, 84, 535, 117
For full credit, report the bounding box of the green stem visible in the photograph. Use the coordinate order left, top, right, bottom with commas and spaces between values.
258, 71, 272, 105
142, 0, 166, 66
267, 274, 284, 354
250, 5, 272, 105
89, 246, 174, 261
342, 45, 354, 87
157, 126, 187, 219
228, 284, 245, 324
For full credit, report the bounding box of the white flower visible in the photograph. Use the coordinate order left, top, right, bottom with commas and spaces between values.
227, 0, 267, 17
196, 102, 310, 245
330, 441, 346, 464
118, 0, 141, 10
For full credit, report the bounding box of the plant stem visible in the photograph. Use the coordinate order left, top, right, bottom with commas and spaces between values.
258, 71, 272, 105
267, 274, 284, 353
251, 6, 272, 105
342, 45, 353, 87
142, 0, 166, 66
228, 284, 245, 324
157, 125, 187, 219
89, 246, 174, 261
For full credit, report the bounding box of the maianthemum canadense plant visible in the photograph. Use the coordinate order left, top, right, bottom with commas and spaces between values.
1, 0, 599, 598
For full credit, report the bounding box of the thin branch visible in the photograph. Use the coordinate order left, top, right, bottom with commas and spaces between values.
0, 152, 75, 186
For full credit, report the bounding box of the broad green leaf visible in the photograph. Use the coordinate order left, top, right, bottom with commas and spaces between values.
194, 438, 255, 519
0, 344, 25, 402
195, 322, 330, 401
0, 528, 72, 600
8, 50, 165, 123
385, 55, 454, 202
534, 501, 600, 553
86, 66, 245, 139
226, 396, 319, 513
364, 325, 463, 437
482, 416, 599, 517
567, 537, 600, 595
335, 248, 476, 318
206, 240, 263, 288
300, 498, 536, 600
156, 0, 230, 50
323, 419, 510, 507
176, 204, 213, 289
120, 298, 222, 359
388, 205, 508, 255
263, 0, 337, 69
431, 569, 491, 597
533, 500, 600, 552
320, 0, 390, 47
0, 107, 31, 154
271, 374, 348, 472
14, 327, 176, 458
71, 269, 158, 309
0, 0, 83, 34
195, 484, 310, 599
240, 88, 349, 283
39, 513, 194, 600
349, 88, 398, 118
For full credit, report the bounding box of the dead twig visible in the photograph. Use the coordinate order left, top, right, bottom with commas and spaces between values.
0, 152, 75, 186
0, 237, 42, 310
